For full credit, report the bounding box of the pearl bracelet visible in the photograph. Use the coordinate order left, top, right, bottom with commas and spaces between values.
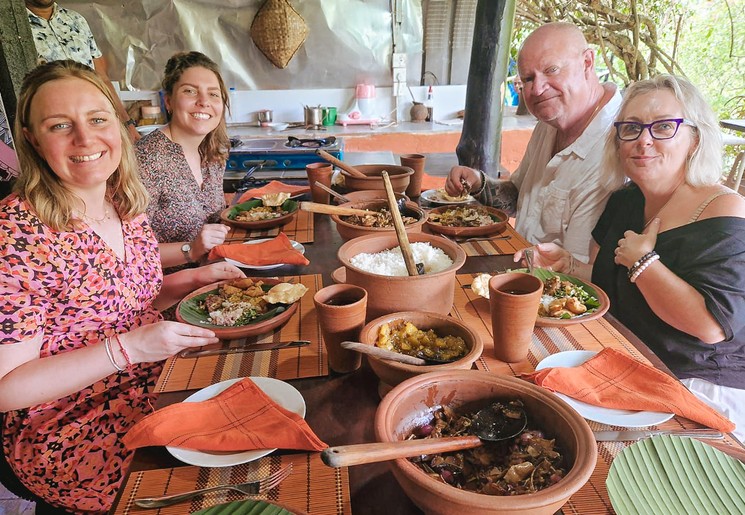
627, 250, 657, 279
104, 337, 124, 372
629, 253, 660, 283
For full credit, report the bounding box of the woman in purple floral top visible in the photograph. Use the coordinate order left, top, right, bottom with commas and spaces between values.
0, 60, 243, 514
136, 52, 231, 268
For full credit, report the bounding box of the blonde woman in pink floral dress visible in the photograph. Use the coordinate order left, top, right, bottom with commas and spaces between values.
0, 60, 243, 514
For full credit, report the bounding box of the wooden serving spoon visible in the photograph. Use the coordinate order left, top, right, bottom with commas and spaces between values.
313, 181, 351, 203
321, 402, 528, 467
299, 202, 372, 217
315, 149, 368, 178
382, 171, 422, 276
340, 341, 457, 366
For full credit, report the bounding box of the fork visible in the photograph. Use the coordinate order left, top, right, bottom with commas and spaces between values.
442, 234, 512, 244
134, 464, 292, 509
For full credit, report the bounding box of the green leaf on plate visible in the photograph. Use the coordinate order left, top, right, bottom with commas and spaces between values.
226, 199, 298, 220
607, 435, 745, 515
192, 499, 293, 515
178, 284, 288, 328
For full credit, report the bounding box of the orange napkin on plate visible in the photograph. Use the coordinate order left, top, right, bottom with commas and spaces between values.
237, 181, 310, 204
523, 348, 735, 433
419, 173, 446, 192
208, 233, 310, 266
122, 378, 327, 452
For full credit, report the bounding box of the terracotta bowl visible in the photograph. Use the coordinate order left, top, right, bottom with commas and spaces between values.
342, 165, 414, 193
335, 189, 409, 205
220, 199, 298, 230
331, 200, 427, 241
336, 232, 467, 320
375, 370, 597, 515
425, 206, 509, 238
358, 311, 483, 392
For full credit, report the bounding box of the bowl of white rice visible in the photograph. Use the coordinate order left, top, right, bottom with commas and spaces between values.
337, 233, 466, 319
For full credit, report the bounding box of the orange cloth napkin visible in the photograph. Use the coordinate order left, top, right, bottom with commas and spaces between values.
419, 173, 446, 192
523, 348, 736, 433
237, 181, 310, 204
208, 233, 310, 266
122, 378, 327, 452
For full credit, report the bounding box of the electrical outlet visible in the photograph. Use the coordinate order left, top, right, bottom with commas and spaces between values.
392, 53, 407, 68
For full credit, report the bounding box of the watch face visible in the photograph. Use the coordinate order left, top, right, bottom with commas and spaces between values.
181, 243, 191, 253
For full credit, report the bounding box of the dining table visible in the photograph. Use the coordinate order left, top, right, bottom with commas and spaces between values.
110, 175, 745, 515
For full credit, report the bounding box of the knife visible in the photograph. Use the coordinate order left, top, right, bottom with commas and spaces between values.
179, 340, 310, 358
594, 429, 724, 441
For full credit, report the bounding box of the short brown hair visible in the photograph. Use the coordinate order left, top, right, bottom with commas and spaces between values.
14, 60, 149, 231
162, 51, 230, 166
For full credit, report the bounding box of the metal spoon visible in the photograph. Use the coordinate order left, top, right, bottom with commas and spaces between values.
524, 248, 535, 274
321, 401, 528, 467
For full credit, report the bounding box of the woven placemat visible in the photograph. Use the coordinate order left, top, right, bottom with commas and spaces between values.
424, 223, 531, 257
224, 209, 314, 244
113, 453, 349, 514
155, 274, 326, 393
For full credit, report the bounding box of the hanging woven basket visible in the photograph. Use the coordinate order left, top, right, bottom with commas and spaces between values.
250, 0, 308, 69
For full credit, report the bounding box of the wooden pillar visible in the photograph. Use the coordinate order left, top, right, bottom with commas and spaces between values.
456, 0, 516, 177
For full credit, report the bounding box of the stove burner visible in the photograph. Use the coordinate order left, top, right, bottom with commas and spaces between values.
286, 136, 337, 148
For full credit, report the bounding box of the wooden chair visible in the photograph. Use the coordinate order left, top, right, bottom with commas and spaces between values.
724, 150, 745, 192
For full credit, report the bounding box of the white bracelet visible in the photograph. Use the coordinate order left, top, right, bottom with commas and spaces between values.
629, 254, 660, 283
567, 254, 576, 275
104, 337, 124, 372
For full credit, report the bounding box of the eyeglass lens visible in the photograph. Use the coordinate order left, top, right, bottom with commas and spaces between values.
616, 119, 684, 141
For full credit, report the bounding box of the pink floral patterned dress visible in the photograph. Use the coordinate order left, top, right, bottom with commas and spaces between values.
0, 194, 164, 514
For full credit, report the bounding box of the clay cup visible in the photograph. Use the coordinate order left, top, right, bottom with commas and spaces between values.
313, 284, 367, 373
488, 272, 543, 363
400, 154, 426, 198
306, 162, 334, 204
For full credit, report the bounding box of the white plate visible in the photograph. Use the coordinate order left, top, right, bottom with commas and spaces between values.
166, 377, 306, 467
135, 124, 164, 135
535, 351, 674, 427
420, 188, 475, 205
262, 122, 289, 131
224, 238, 306, 270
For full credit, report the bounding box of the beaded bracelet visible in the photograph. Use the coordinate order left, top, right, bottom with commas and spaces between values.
113, 334, 132, 368
630, 253, 660, 283
104, 337, 124, 372
472, 170, 487, 196
567, 254, 576, 275
627, 250, 657, 279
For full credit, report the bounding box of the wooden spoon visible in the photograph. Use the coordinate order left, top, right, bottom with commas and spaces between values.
313, 181, 351, 204
382, 171, 421, 276
299, 202, 372, 217
321, 402, 528, 467
315, 149, 368, 178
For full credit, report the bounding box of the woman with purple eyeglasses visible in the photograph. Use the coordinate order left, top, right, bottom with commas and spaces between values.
516, 75, 745, 440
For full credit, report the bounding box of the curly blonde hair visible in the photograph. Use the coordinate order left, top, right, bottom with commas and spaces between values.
161, 51, 230, 166
14, 60, 149, 231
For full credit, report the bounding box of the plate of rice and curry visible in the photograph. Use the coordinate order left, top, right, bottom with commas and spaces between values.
220, 192, 299, 230
470, 268, 609, 327
175, 278, 308, 339
425, 205, 508, 238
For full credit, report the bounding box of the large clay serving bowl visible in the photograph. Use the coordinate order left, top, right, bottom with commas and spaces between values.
375, 370, 597, 515
358, 311, 483, 392
425, 206, 509, 238
334, 189, 408, 205
331, 199, 427, 241
336, 232, 466, 320
342, 165, 414, 193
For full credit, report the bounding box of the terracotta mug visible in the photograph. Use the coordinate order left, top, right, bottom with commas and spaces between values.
399, 154, 425, 198
313, 284, 367, 373
306, 162, 334, 204
488, 272, 543, 363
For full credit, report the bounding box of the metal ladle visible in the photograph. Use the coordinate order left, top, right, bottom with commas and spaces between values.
321, 401, 528, 467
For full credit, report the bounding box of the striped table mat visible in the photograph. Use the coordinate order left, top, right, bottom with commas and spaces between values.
224, 209, 315, 244
450, 272, 742, 514
113, 453, 350, 515
155, 274, 327, 393
424, 223, 531, 257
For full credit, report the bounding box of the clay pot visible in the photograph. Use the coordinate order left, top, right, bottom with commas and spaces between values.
336, 233, 466, 320
334, 189, 408, 205
358, 311, 483, 393
375, 370, 597, 515
341, 165, 413, 193
331, 199, 426, 241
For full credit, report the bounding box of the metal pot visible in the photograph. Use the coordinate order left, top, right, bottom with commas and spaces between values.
257, 109, 273, 123
304, 105, 324, 127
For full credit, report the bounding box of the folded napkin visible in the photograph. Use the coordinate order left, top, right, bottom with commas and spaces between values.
419, 173, 446, 192
122, 378, 327, 452
523, 348, 736, 433
237, 181, 310, 204
208, 233, 310, 266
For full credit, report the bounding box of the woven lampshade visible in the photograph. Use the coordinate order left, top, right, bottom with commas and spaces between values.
250, 0, 308, 69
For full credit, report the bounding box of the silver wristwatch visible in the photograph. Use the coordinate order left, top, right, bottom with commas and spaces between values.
181, 242, 193, 263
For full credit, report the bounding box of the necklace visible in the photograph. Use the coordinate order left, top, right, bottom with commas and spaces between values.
644, 182, 683, 228
77, 204, 111, 224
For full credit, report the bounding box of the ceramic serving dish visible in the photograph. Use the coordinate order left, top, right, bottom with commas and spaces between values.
220, 199, 298, 230
331, 199, 426, 241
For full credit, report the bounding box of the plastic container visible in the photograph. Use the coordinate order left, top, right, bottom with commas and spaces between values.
140, 105, 163, 125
